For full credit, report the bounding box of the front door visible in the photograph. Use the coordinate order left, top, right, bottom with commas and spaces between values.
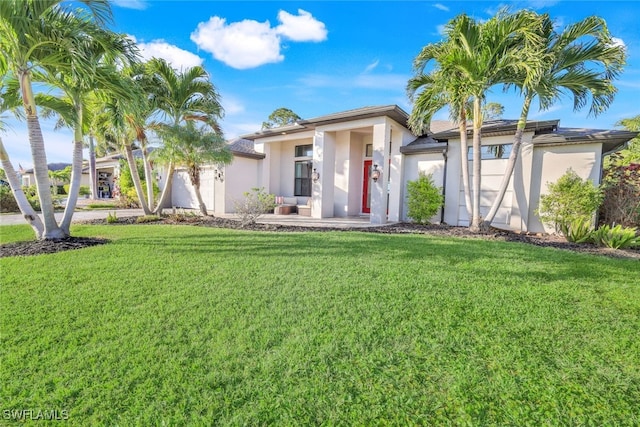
362, 160, 372, 213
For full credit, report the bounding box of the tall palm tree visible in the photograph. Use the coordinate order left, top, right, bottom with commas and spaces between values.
141, 58, 225, 215
0, 0, 113, 239
0, 74, 44, 237
408, 9, 543, 231
408, 55, 473, 218
155, 122, 232, 216
482, 14, 626, 228
93, 78, 153, 215
36, 32, 139, 234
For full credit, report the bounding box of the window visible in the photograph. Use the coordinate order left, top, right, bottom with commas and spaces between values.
295, 160, 312, 196
295, 144, 313, 158
365, 144, 373, 157
467, 144, 513, 160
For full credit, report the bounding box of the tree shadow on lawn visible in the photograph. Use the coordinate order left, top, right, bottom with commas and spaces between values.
116, 230, 634, 285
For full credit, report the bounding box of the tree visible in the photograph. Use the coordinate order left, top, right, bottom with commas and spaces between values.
483, 14, 626, 228
0, 0, 114, 239
142, 58, 225, 215
155, 121, 232, 216
483, 102, 505, 120
613, 115, 640, 164
262, 108, 301, 129
408, 9, 544, 232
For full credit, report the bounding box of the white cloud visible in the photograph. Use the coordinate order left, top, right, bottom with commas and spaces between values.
433, 3, 449, 12
191, 17, 283, 69
128, 36, 203, 69
111, 0, 147, 10
611, 37, 627, 50
364, 60, 379, 73
191, 10, 327, 70
436, 24, 446, 36
275, 9, 328, 42
354, 74, 410, 90
220, 93, 245, 115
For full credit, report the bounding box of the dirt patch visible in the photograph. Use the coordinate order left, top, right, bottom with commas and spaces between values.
2, 216, 639, 260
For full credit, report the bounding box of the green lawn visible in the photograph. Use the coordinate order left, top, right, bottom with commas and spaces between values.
1, 224, 639, 425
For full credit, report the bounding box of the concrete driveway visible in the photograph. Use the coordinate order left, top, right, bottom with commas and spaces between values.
0, 208, 146, 226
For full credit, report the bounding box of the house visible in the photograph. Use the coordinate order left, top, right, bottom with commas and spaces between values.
168, 105, 637, 233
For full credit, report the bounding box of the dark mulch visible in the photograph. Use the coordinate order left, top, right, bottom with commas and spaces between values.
0, 237, 109, 258
2, 215, 639, 260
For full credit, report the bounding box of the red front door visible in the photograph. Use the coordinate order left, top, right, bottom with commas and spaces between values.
362, 160, 372, 213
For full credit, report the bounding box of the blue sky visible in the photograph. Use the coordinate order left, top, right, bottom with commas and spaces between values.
4, 0, 640, 169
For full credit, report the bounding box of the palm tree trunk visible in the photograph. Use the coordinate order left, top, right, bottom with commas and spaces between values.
153, 161, 174, 215
141, 144, 155, 212
470, 96, 483, 233
60, 117, 84, 235
193, 181, 208, 216
124, 143, 151, 215
482, 95, 532, 228
19, 70, 65, 240
89, 133, 97, 199
458, 109, 472, 218
0, 137, 44, 238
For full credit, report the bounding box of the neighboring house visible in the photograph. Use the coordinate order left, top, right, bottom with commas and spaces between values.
20, 162, 90, 188
168, 104, 637, 233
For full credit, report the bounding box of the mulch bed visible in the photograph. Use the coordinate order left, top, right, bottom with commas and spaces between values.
2, 215, 639, 260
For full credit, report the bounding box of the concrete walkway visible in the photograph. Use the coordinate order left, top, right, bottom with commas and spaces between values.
0, 209, 383, 229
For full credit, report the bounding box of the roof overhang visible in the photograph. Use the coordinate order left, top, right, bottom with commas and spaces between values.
532, 128, 639, 154
432, 119, 560, 140
240, 105, 409, 141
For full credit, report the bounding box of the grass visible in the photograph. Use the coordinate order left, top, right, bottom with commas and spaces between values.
1, 224, 639, 425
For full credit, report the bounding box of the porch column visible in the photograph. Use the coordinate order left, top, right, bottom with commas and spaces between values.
371, 122, 391, 224
312, 130, 335, 218
387, 128, 403, 222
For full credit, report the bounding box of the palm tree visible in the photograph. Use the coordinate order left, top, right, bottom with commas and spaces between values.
482, 14, 626, 228
408, 9, 543, 231
0, 0, 113, 239
93, 78, 153, 215
141, 58, 224, 215
36, 31, 139, 234
408, 53, 473, 219
155, 122, 232, 216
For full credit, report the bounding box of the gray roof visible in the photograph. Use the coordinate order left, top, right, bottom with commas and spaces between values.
227, 138, 266, 159
532, 128, 639, 154
431, 119, 561, 139
400, 136, 447, 155
240, 105, 410, 140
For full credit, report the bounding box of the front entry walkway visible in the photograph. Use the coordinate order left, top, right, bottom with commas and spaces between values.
217, 213, 386, 229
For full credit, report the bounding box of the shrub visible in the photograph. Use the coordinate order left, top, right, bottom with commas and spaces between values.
234, 187, 276, 226
537, 169, 603, 235
600, 153, 640, 228
79, 185, 91, 196
591, 224, 640, 249
22, 185, 40, 211
406, 173, 444, 224
0, 185, 19, 213
118, 159, 159, 206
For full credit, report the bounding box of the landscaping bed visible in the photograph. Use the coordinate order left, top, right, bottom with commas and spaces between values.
1, 215, 638, 259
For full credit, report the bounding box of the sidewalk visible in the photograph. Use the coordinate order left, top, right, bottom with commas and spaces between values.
0, 208, 146, 226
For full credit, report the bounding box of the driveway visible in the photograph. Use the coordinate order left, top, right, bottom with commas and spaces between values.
0, 208, 146, 226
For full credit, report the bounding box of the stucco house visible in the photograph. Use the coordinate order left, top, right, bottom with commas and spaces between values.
168, 105, 637, 233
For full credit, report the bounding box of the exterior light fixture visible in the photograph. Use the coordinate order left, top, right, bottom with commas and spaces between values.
371, 164, 381, 182
311, 168, 320, 183
214, 169, 224, 182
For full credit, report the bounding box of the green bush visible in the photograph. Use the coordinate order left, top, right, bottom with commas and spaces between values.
119, 159, 159, 206
0, 185, 19, 213
537, 169, 603, 235
591, 224, 640, 249
234, 187, 276, 226
79, 185, 90, 196
22, 185, 40, 211
406, 173, 444, 224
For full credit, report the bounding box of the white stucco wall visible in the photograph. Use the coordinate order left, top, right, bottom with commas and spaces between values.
223, 156, 262, 214
527, 142, 602, 233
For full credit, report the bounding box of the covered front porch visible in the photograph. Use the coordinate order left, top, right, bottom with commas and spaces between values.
245, 106, 415, 225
